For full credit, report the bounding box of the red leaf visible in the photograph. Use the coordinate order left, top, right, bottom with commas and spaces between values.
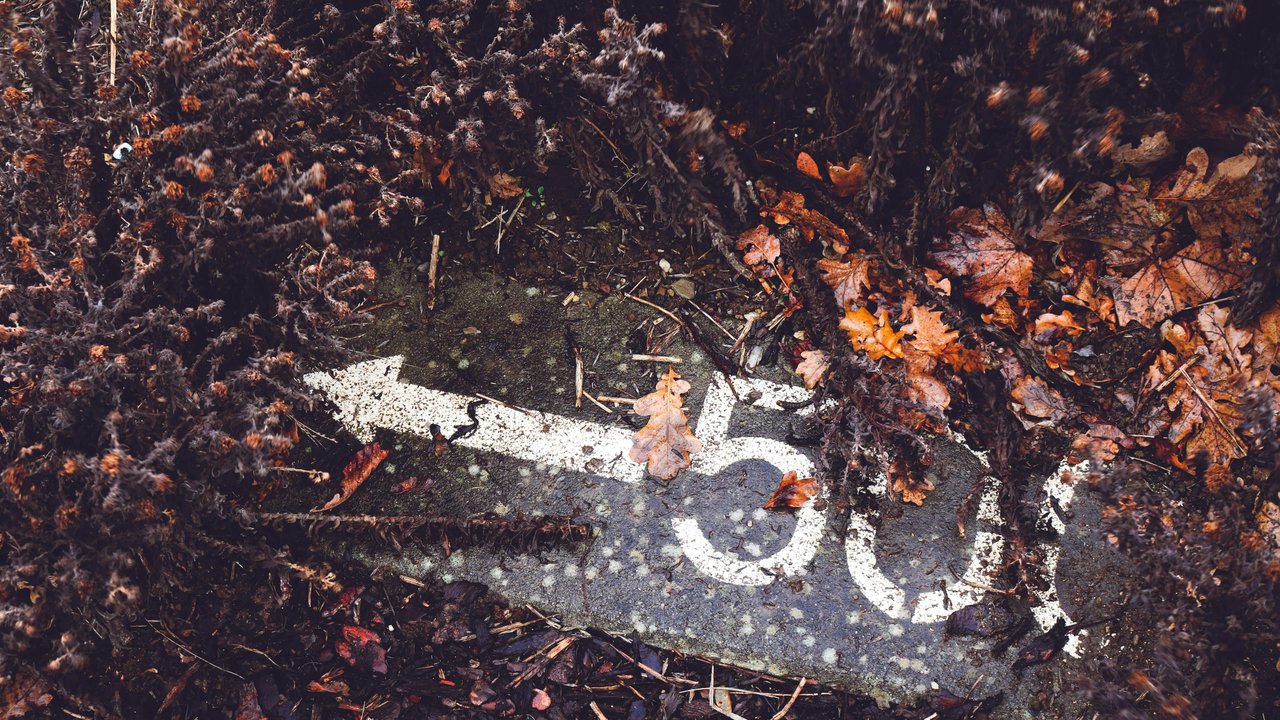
313, 442, 388, 512
336, 625, 388, 674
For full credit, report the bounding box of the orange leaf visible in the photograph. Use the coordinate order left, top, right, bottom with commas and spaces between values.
488, 171, 523, 199
794, 349, 830, 389
761, 190, 849, 252
840, 307, 905, 360
828, 157, 867, 198
796, 152, 822, 180
629, 367, 702, 480
313, 442, 388, 512
736, 225, 780, 268
816, 254, 873, 309
902, 304, 958, 358
889, 460, 934, 506
764, 470, 819, 509
929, 205, 1033, 307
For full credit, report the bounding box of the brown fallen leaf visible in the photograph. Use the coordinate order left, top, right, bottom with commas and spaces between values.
840, 306, 906, 360
794, 349, 830, 389
488, 171, 523, 199
764, 470, 819, 509
1104, 236, 1246, 328
902, 304, 959, 358
736, 224, 780, 268
760, 189, 850, 252
1010, 376, 1069, 428
307, 679, 351, 695
629, 367, 702, 480
313, 442, 388, 512
796, 151, 822, 180
816, 254, 873, 309
1157, 147, 1262, 242
929, 205, 1033, 307
390, 475, 433, 495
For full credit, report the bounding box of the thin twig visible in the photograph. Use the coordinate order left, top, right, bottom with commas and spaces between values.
769, 678, 807, 720
1176, 365, 1248, 455
624, 293, 685, 327
581, 390, 615, 414
595, 395, 636, 405
631, 354, 682, 363
146, 620, 244, 680
427, 233, 441, 310
108, 0, 118, 85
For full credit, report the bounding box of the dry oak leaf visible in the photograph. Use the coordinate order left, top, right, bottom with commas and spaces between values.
796, 151, 822, 180
1104, 236, 1247, 328
313, 442, 388, 512
794, 349, 830, 389
761, 190, 850, 252
1010, 376, 1069, 428
840, 306, 906, 360
817, 254, 873, 309
902, 304, 959, 358
629, 367, 703, 480
1157, 147, 1262, 241
1146, 307, 1254, 487
736, 224, 780, 268
904, 354, 951, 416
929, 205, 1033, 307
764, 470, 819, 509
1035, 182, 1174, 251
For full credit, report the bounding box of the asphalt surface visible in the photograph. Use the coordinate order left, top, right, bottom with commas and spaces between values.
296, 269, 1138, 717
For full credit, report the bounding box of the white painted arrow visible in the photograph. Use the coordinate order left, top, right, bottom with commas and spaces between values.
303, 356, 644, 483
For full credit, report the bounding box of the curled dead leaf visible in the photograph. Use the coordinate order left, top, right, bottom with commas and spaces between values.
765, 470, 819, 509
313, 442, 387, 512
828, 157, 867, 198
796, 151, 822, 180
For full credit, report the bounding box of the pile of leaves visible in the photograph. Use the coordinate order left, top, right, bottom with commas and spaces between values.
3, 0, 1280, 716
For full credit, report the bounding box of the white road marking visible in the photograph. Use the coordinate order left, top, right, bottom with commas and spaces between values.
303, 356, 643, 483
672, 375, 826, 586
307, 356, 1092, 651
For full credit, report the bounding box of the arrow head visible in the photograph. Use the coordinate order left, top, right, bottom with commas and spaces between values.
302, 355, 405, 442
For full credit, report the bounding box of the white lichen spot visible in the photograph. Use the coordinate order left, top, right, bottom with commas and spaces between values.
631, 498, 647, 515
441, 573, 453, 583
385, 464, 396, 475
765, 624, 780, 637
525, 287, 540, 296
608, 560, 623, 574
541, 576, 555, 588
518, 466, 532, 478
789, 608, 805, 620
752, 508, 768, 521
584, 567, 599, 580
802, 636, 816, 648
821, 648, 838, 664
896, 656, 911, 671
846, 611, 861, 625
636, 566, 650, 577
728, 509, 745, 522
448, 551, 465, 567
910, 659, 927, 673
457, 358, 470, 370
489, 567, 504, 579
467, 464, 481, 477
745, 542, 762, 557
563, 564, 579, 577
602, 546, 614, 558
888, 624, 904, 637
